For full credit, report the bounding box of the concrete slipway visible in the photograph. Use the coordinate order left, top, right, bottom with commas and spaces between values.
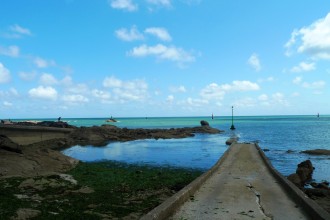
141, 143, 330, 220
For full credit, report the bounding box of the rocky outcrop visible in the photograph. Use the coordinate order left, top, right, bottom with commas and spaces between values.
0, 137, 78, 178
287, 160, 314, 187
301, 149, 330, 155
287, 160, 330, 212
0, 135, 22, 153
0, 123, 223, 177
67, 124, 223, 146
16, 121, 76, 128
200, 120, 209, 126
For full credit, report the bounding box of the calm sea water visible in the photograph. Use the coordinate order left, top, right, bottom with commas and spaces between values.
49, 115, 329, 183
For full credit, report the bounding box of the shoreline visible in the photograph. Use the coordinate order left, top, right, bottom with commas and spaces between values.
0, 122, 223, 177
0, 122, 329, 218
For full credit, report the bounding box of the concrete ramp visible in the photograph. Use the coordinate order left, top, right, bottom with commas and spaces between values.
142, 143, 330, 220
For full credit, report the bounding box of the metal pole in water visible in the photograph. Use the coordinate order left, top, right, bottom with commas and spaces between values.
230, 106, 236, 130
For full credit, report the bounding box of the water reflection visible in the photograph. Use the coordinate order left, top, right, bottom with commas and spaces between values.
62, 134, 228, 170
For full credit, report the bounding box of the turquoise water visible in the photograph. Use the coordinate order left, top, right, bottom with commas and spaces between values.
29, 115, 329, 183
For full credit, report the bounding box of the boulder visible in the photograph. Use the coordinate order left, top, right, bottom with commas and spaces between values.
287, 160, 314, 187
0, 135, 22, 153
296, 160, 314, 183
200, 120, 209, 126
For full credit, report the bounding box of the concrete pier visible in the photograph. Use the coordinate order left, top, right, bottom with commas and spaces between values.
142, 143, 330, 220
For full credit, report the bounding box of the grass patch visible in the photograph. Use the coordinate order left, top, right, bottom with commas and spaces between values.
0, 161, 203, 219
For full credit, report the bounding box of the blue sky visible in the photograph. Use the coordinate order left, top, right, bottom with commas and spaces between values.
0, 0, 330, 118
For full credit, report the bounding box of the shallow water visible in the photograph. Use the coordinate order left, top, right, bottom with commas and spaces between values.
63, 134, 228, 171
57, 115, 330, 182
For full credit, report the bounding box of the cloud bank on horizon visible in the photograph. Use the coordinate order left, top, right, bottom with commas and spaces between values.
0, 0, 329, 118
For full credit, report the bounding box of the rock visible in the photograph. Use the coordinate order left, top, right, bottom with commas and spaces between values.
37, 121, 75, 128
304, 186, 330, 213
301, 149, 330, 155
73, 186, 95, 194
296, 160, 314, 183
59, 174, 77, 185
287, 173, 302, 186
226, 138, 237, 145
67, 124, 223, 146
0, 135, 22, 154
311, 181, 330, 189
305, 188, 329, 197
0, 123, 222, 178
287, 160, 314, 187
12, 208, 41, 220
286, 150, 294, 153
200, 120, 209, 126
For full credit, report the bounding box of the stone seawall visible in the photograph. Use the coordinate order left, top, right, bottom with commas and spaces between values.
0, 125, 73, 145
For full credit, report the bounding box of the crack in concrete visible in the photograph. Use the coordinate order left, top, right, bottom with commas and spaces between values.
247, 183, 273, 220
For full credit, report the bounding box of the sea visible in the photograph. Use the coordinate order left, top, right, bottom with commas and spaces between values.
16, 115, 330, 183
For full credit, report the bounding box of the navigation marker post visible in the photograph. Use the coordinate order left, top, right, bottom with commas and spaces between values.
230, 106, 236, 130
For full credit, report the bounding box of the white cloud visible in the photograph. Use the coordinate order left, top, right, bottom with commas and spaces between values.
233, 97, 256, 108
293, 76, 325, 90
291, 92, 300, 97
293, 76, 302, 84
109, 0, 138, 11
302, 80, 326, 89
10, 24, 31, 36
248, 53, 261, 71
19, 71, 37, 81
272, 93, 289, 106
290, 62, 315, 73
9, 88, 19, 96
0, 63, 11, 83
28, 86, 58, 101
33, 57, 55, 68
145, 27, 172, 41
166, 95, 174, 103
180, 97, 208, 107
92, 89, 112, 102
258, 77, 274, 83
230, 80, 260, 91
200, 83, 226, 101
200, 80, 260, 101
285, 12, 330, 59
3, 101, 13, 107
0, 45, 20, 57
39, 73, 58, 85
67, 83, 89, 94
0, 88, 18, 98
169, 85, 186, 93
146, 0, 171, 6
258, 94, 268, 101
115, 26, 144, 41
103, 76, 148, 102
61, 76, 73, 86
62, 94, 89, 103
3, 24, 32, 38
129, 44, 195, 63
103, 76, 123, 88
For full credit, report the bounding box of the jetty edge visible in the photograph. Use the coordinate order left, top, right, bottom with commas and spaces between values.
141, 143, 330, 220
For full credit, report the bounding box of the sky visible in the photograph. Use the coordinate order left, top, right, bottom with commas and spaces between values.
0, 0, 330, 118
